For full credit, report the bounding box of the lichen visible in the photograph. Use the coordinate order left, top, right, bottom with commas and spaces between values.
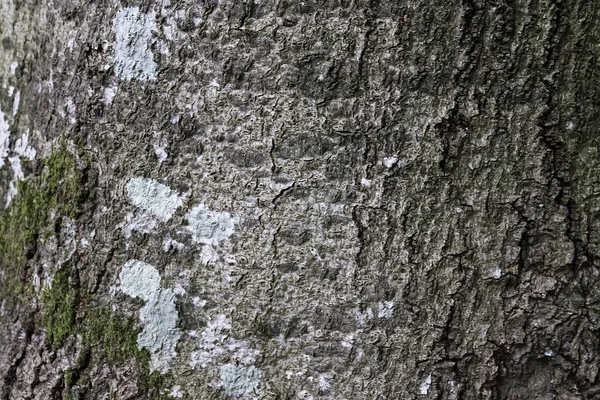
219, 364, 261, 397
126, 177, 183, 222
119, 259, 182, 373
112, 7, 158, 81
185, 204, 235, 246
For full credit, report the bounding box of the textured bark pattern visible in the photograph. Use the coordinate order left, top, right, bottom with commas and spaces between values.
1, 0, 600, 399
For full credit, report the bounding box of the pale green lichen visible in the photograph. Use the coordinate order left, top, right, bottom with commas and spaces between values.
119, 259, 182, 373
185, 204, 235, 246
126, 177, 182, 222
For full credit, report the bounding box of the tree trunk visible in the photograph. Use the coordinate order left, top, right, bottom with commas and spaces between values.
1, 0, 599, 399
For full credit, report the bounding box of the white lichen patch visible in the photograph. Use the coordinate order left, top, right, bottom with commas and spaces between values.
420, 375, 432, 395
126, 177, 183, 222
153, 143, 168, 162
13, 132, 36, 160
377, 301, 394, 319
119, 260, 162, 300
0, 106, 9, 168
119, 260, 181, 372
185, 204, 235, 245
12, 90, 19, 116
103, 86, 117, 104
168, 385, 183, 398
112, 7, 157, 81
382, 156, 398, 168
6, 155, 23, 207
189, 314, 259, 369
219, 364, 261, 397
5, 132, 36, 207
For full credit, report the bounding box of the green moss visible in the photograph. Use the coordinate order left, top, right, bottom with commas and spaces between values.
40, 262, 77, 349
0, 147, 83, 298
81, 308, 143, 363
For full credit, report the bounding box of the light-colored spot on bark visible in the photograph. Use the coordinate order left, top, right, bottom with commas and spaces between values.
377, 301, 394, 319
420, 375, 432, 395
5, 132, 36, 207
545, 349, 554, 357
103, 86, 117, 104
492, 268, 502, 279
112, 7, 157, 81
119, 260, 181, 373
383, 156, 398, 168
189, 314, 259, 369
0, 107, 9, 168
360, 178, 372, 187
6, 156, 22, 207
119, 259, 161, 300
153, 144, 168, 162
168, 385, 183, 398
12, 90, 19, 116
9, 61, 17, 75
14, 132, 36, 160
185, 204, 235, 245
126, 177, 183, 222
162, 234, 185, 252
219, 364, 261, 397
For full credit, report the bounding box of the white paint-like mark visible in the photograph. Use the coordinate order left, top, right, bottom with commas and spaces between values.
12, 90, 20, 116
126, 177, 183, 222
103, 87, 117, 104
545, 349, 554, 357
567, 121, 575, 130
420, 375, 432, 395
383, 156, 398, 168
219, 364, 261, 397
168, 385, 183, 398
377, 301, 394, 319
8, 86, 14, 96
185, 204, 235, 246
456, 207, 463, 213
153, 144, 168, 162
112, 7, 157, 81
0, 107, 9, 168
119, 260, 181, 373
492, 268, 502, 279
9, 62, 18, 75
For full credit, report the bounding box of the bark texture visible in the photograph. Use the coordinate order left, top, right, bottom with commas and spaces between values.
1, 0, 600, 399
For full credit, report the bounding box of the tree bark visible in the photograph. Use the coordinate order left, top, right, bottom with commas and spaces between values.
1, 0, 600, 399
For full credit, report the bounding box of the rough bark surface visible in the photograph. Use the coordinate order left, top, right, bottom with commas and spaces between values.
1, 0, 599, 399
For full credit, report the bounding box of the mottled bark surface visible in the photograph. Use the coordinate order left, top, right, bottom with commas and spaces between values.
1, 0, 600, 399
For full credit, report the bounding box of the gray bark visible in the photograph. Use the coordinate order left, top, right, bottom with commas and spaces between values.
1, 0, 599, 399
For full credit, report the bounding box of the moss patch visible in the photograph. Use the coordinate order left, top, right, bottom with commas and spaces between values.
0, 147, 84, 298
40, 262, 77, 349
